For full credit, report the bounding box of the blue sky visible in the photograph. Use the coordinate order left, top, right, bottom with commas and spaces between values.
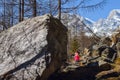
79, 0, 120, 21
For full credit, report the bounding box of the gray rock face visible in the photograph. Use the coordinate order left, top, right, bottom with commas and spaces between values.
0, 14, 68, 80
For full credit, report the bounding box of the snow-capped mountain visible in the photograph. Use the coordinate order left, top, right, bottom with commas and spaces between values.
93, 9, 120, 36
108, 9, 120, 20
61, 9, 120, 37
61, 13, 94, 37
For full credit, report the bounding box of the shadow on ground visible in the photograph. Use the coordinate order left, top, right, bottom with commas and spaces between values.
48, 63, 112, 80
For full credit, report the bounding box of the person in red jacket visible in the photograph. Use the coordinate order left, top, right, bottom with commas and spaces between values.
74, 51, 80, 62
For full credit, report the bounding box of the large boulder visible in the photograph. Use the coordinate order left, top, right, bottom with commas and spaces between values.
0, 14, 68, 80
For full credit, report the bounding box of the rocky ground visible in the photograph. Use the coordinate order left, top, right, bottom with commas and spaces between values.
47, 63, 111, 80
48, 31, 120, 80
48, 60, 120, 80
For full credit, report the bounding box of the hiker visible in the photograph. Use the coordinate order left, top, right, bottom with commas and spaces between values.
74, 51, 80, 63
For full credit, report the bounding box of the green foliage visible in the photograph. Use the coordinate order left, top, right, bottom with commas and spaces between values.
69, 36, 79, 54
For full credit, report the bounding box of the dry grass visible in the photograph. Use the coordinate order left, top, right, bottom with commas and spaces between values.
115, 58, 120, 65
96, 58, 120, 80
106, 77, 120, 80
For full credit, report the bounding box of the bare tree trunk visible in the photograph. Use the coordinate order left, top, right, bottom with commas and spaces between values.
19, 0, 24, 22
21, 0, 24, 21
3, 0, 7, 30
33, 0, 37, 17
58, 0, 61, 20
49, 0, 52, 15
11, 0, 14, 26
11, 6, 13, 26
19, 0, 21, 22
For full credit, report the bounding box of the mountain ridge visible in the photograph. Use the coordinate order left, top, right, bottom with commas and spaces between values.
61, 9, 120, 37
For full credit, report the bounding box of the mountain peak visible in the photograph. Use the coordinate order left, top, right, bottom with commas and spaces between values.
60, 10, 120, 37
108, 9, 120, 20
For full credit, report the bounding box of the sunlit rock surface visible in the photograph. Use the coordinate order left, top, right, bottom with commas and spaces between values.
0, 14, 67, 80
